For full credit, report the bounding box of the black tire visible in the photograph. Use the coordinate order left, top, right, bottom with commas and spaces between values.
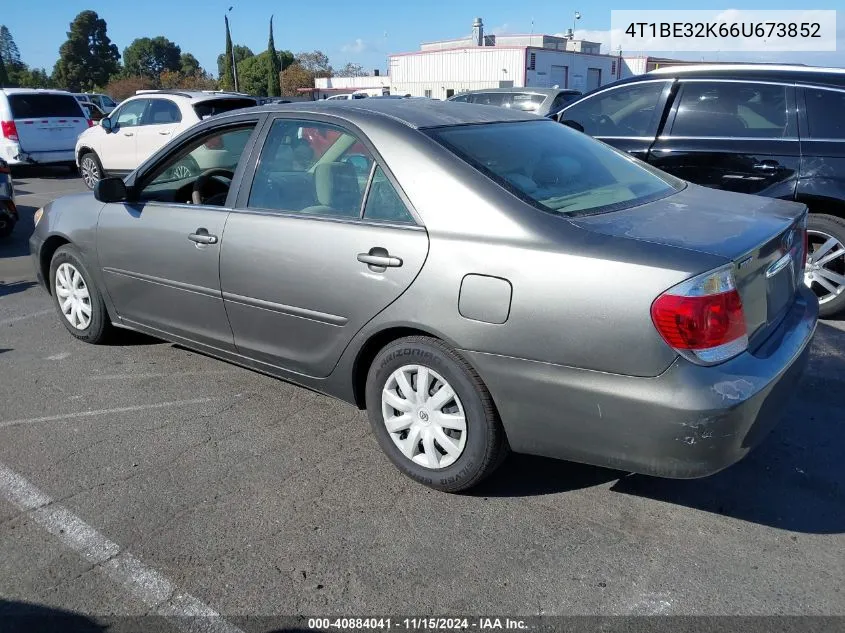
365, 336, 509, 492
49, 244, 113, 344
0, 214, 13, 238
807, 213, 845, 319
79, 151, 103, 190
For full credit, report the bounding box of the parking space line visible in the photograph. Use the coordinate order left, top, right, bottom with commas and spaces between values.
0, 462, 243, 632
0, 309, 54, 327
0, 397, 214, 430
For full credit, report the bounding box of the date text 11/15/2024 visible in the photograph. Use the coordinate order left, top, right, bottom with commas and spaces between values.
307, 617, 530, 630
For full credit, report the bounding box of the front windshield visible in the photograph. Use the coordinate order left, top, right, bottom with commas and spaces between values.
428, 120, 682, 216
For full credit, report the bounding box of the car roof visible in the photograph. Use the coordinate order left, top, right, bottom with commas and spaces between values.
457, 87, 580, 96
645, 63, 845, 88
248, 99, 541, 129
132, 90, 257, 103
0, 88, 78, 96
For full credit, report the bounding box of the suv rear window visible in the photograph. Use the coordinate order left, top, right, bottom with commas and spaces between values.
193, 98, 257, 119
9, 94, 83, 119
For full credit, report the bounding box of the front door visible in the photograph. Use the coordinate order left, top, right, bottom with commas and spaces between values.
96, 122, 259, 350
98, 98, 148, 172
558, 79, 672, 161
647, 80, 800, 199
220, 117, 429, 377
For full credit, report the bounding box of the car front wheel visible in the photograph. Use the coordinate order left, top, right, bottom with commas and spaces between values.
365, 336, 508, 492
49, 245, 113, 343
79, 152, 103, 190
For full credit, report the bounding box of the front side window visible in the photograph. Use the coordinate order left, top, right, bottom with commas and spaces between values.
114, 99, 148, 128
146, 99, 182, 125
248, 119, 374, 219
136, 124, 257, 205
429, 120, 682, 216
671, 82, 792, 138
101, 95, 117, 108
550, 91, 580, 113
804, 88, 845, 140
561, 81, 667, 137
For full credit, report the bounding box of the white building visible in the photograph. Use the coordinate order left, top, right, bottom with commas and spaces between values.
310, 74, 391, 99
387, 18, 623, 99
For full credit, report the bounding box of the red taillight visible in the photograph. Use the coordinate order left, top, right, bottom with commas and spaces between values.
651, 266, 748, 365
87, 119, 94, 127
1, 120, 19, 141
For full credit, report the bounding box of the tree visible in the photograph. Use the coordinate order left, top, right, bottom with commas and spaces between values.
123, 37, 181, 82
234, 49, 293, 97
0, 25, 21, 67
52, 11, 120, 91
180, 53, 201, 77
280, 63, 313, 97
0, 55, 8, 87
336, 63, 367, 78
217, 45, 253, 87
295, 50, 332, 78
221, 15, 235, 91
266, 16, 281, 97
104, 76, 156, 102
159, 69, 217, 91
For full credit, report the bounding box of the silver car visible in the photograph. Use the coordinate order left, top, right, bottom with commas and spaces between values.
29, 100, 818, 491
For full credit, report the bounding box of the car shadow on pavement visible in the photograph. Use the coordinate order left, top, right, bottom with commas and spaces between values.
0, 203, 36, 259
11, 166, 79, 181
0, 599, 107, 633
0, 281, 35, 297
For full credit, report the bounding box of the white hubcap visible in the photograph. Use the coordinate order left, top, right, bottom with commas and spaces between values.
805, 230, 845, 305
381, 365, 467, 470
55, 263, 92, 330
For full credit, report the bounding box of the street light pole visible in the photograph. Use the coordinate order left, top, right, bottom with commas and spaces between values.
228, 6, 239, 92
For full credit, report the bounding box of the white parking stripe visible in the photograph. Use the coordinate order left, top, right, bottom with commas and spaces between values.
0, 463, 244, 632
0, 308, 54, 326
0, 397, 214, 430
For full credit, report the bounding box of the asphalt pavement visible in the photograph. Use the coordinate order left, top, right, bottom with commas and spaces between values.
1, 170, 843, 630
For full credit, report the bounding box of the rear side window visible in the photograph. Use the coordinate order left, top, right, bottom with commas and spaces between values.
549, 91, 580, 113
193, 98, 256, 119
146, 99, 182, 124
561, 82, 666, 137
8, 94, 83, 119
804, 88, 845, 140
363, 167, 414, 224
672, 82, 793, 138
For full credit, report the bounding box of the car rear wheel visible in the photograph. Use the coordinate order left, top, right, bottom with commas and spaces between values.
49, 245, 113, 344
79, 152, 103, 190
805, 214, 845, 318
365, 336, 508, 492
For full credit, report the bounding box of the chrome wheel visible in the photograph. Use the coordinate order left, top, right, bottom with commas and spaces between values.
80, 156, 100, 189
381, 365, 467, 470
805, 230, 845, 306
55, 263, 92, 330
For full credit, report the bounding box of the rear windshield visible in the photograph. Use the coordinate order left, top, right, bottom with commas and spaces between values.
193, 98, 256, 119
428, 120, 682, 216
9, 94, 83, 119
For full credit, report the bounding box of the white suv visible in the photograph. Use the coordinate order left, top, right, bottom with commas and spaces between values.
1, 89, 91, 169
75, 90, 256, 189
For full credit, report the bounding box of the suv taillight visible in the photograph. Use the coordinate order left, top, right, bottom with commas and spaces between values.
651, 265, 748, 365
1, 121, 19, 141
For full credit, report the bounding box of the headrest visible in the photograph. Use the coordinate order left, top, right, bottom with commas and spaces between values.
314, 162, 360, 212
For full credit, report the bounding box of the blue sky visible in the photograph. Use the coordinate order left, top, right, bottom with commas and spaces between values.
4, 1, 843, 76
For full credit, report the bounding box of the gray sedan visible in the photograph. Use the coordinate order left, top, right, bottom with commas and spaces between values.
29, 100, 818, 492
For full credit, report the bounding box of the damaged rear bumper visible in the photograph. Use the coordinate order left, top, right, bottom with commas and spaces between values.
462, 286, 818, 479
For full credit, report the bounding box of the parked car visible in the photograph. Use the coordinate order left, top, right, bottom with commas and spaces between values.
75, 89, 257, 189
0, 158, 16, 238
74, 93, 118, 114
325, 92, 370, 100
449, 87, 582, 116
78, 100, 105, 122
1, 89, 91, 170
554, 64, 845, 317
31, 100, 817, 492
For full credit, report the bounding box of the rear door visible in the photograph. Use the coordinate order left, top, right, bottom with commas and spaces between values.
647, 80, 800, 199
220, 115, 429, 377
134, 98, 182, 164
558, 79, 673, 160
8, 93, 89, 154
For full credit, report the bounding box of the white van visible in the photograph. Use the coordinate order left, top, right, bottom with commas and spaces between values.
0, 89, 91, 169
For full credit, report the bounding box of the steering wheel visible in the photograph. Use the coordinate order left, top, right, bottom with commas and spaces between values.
192, 168, 235, 205
590, 113, 616, 130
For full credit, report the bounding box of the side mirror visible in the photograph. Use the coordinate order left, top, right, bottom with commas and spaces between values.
94, 177, 128, 203
560, 119, 585, 133
100, 117, 113, 132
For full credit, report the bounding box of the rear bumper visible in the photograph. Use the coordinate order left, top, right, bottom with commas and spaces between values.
463, 286, 818, 478
5, 148, 76, 166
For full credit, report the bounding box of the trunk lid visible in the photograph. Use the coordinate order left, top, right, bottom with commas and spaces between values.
571, 183, 807, 345
9, 93, 89, 153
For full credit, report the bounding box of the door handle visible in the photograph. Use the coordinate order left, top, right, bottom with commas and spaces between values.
123, 132, 134, 137
188, 228, 218, 245
159, 131, 172, 136
752, 161, 779, 171
357, 248, 402, 270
